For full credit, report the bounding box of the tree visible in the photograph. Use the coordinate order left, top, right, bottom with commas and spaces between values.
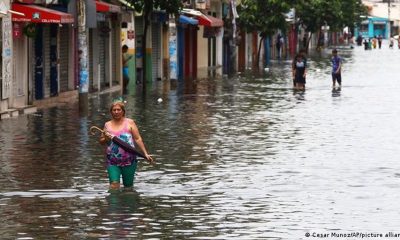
125, 0, 182, 91
295, 0, 340, 51
337, 0, 367, 32
237, 0, 294, 68
295, 0, 367, 51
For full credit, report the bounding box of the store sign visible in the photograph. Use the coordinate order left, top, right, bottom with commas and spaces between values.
32, 12, 40, 20
13, 22, 22, 39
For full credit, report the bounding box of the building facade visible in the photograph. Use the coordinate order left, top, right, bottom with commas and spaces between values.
1, 0, 235, 118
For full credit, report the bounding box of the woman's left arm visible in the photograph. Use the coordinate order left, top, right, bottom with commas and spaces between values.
129, 120, 154, 163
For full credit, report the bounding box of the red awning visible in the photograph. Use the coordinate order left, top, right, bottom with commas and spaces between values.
11, 3, 74, 24
96, 1, 121, 13
197, 14, 223, 27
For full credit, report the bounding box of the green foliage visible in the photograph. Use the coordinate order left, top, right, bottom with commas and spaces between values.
295, 0, 367, 32
338, 0, 368, 29
238, 0, 293, 37
23, 23, 37, 39
124, 0, 182, 16
237, 0, 367, 35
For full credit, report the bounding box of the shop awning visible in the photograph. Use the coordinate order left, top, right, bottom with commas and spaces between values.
96, 1, 121, 13
179, 15, 198, 25
118, 0, 134, 10
11, 3, 74, 23
197, 14, 223, 27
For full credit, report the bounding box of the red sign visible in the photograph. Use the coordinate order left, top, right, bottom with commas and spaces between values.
13, 22, 22, 39
127, 30, 135, 40
12, 3, 74, 24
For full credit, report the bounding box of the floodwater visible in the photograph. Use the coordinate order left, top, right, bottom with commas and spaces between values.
1, 44, 400, 239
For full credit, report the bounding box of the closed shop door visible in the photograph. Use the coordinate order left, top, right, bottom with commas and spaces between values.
34, 26, 44, 100
97, 31, 108, 88
43, 25, 51, 98
13, 34, 27, 98
152, 22, 162, 81
59, 26, 70, 92
89, 29, 96, 92
50, 24, 58, 96
111, 23, 118, 86
89, 26, 107, 92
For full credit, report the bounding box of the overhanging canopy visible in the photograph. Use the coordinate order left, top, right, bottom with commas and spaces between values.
179, 15, 198, 25
12, 3, 74, 23
96, 1, 121, 13
197, 14, 223, 27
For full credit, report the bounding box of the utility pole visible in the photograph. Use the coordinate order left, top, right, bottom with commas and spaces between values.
229, 0, 238, 76
77, 0, 89, 113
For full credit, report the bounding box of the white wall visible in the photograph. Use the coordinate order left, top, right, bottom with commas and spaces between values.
1, 3, 13, 112
364, 0, 400, 21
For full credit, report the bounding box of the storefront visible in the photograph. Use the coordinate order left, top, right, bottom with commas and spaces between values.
89, 0, 121, 92
11, 3, 74, 104
177, 15, 198, 81
355, 16, 389, 39
151, 12, 168, 82
196, 12, 223, 78
180, 8, 223, 80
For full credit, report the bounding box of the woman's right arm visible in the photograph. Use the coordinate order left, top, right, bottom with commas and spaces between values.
99, 132, 108, 145
99, 124, 111, 145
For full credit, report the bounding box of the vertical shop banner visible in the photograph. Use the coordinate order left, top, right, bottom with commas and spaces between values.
2, 16, 12, 100
169, 21, 177, 80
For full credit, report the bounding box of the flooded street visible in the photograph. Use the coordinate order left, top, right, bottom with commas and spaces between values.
1, 45, 400, 239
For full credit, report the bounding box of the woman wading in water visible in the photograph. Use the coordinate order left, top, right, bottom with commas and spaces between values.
99, 101, 153, 189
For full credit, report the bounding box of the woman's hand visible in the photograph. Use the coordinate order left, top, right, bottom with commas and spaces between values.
99, 131, 113, 144
145, 153, 154, 164
104, 132, 113, 140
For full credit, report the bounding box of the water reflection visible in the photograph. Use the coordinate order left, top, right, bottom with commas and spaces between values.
293, 89, 306, 101
332, 87, 341, 97
1, 46, 400, 239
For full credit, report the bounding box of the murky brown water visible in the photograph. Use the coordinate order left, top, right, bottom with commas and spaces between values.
1, 45, 400, 239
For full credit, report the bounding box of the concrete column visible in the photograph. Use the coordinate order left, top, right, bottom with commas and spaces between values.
1, 7, 13, 112
77, 0, 89, 113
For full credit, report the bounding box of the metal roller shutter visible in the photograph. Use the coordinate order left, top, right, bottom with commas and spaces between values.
43, 25, 51, 98
89, 29, 94, 91
98, 26, 106, 88
151, 23, 161, 81
59, 26, 69, 92
89, 27, 107, 91
111, 23, 118, 86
